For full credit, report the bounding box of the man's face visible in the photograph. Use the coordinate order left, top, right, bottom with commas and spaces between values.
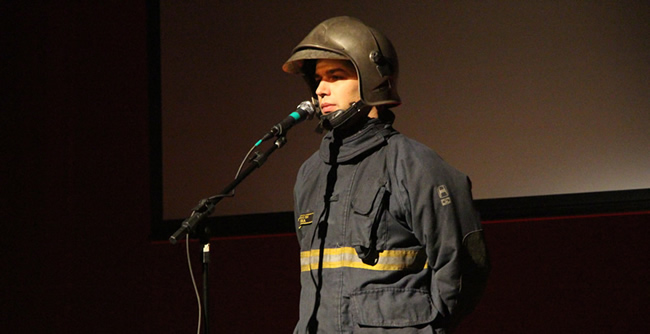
314, 59, 360, 116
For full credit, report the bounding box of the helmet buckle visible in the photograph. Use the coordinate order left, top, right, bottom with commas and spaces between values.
370, 50, 391, 77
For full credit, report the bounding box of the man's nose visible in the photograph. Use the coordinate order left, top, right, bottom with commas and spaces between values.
315, 80, 329, 97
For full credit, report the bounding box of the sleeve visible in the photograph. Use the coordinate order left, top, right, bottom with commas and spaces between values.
399, 152, 490, 329
441, 176, 490, 331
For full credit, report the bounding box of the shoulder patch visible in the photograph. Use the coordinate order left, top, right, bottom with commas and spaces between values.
437, 185, 452, 206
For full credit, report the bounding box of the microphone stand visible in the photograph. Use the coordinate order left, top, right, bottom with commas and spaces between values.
169, 135, 288, 334
198, 224, 211, 334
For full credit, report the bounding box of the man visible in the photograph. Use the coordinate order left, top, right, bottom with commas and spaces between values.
283, 16, 490, 333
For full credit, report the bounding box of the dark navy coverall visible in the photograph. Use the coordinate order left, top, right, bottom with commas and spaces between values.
293, 116, 490, 333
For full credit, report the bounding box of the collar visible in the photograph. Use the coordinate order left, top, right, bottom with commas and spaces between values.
319, 118, 397, 164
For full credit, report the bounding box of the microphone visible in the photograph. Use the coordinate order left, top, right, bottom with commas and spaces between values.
259, 101, 316, 143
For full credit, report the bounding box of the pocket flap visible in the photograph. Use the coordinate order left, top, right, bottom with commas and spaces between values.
351, 179, 386, 216
350, 288, 437, 327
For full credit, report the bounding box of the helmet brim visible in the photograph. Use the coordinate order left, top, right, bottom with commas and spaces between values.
282, 48, 348, 74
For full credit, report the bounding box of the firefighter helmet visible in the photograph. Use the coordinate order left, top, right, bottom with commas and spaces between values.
283, 16, 400, 108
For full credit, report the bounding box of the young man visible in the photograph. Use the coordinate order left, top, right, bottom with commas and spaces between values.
283, 16, 490, 333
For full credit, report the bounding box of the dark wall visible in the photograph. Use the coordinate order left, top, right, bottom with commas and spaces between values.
2, 2, 648, 333
1, 2, 158, 332
472, 213, 650, 333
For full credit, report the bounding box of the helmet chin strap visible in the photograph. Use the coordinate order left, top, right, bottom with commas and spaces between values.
318, 100, 372, 131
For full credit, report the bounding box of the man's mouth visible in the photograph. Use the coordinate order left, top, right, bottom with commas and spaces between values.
320, 103, 337, 113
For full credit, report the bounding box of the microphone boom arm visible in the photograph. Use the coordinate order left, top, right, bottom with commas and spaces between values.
169, 136, 288, 244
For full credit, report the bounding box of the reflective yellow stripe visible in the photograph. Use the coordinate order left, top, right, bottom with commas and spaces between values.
300, 247, 427, 272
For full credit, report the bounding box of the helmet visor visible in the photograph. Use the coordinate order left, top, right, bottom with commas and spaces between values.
282, 48, 348, 74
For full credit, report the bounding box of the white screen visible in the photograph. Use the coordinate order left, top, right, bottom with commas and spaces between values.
161, 1, 650, 219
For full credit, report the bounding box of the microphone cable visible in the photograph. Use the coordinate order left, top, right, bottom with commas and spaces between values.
185, 234, 202, 334
183, 140, 263, 334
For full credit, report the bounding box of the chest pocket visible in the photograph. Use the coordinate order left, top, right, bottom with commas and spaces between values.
350, 178, 388, 263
